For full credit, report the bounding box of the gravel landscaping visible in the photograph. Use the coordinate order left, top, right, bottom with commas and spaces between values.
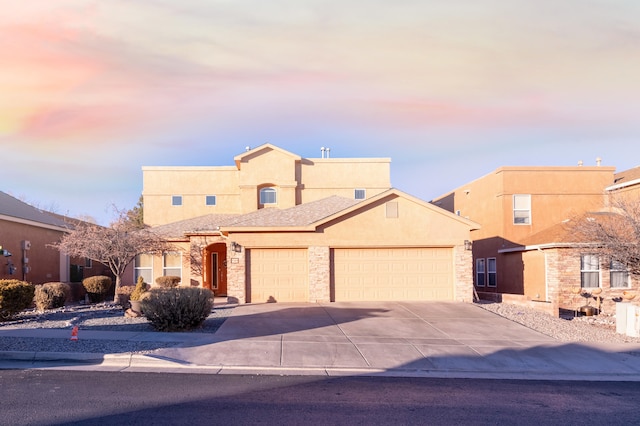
476, 301, 640, 344
0, 302, 235, 354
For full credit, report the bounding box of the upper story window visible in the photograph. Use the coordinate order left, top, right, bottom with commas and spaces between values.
205, 195, 217, 206
581, 254, 600, 288
610, 260, 630, 288
513, 194, 531, 225
354, 189, 366, 200
172, 195, 183, 206
260, 187, 277, 205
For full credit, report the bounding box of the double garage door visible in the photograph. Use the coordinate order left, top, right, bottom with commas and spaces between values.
248, 247, 453, 303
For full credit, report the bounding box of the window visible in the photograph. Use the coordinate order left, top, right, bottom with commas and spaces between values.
487, 258, 497, 287
84, 258, 92, 268
354, 189, 366, 200
163, 252, 182, 280
172, 195, 183, 206
260, 187, 277, 205
134, 253, 153, 284
610, 260, 630, 288
476, 258, 486, 287
205, 195, 217, 206
581, 254, 600, 288
513, 194, 531, 225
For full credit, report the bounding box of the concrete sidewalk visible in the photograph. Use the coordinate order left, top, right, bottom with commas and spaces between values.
3, 301, 640, 380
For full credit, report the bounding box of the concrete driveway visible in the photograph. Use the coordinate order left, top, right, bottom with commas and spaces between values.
151, 301, 640, 379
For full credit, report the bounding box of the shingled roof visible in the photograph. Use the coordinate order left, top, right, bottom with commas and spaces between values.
151, 195, 361, 238
0, 191, 69, 229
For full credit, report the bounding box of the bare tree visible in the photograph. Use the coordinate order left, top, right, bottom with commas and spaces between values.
571, 195, 640, 276
52, 211, 174, 302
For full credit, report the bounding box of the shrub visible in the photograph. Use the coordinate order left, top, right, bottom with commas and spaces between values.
34, 282, 70, 311
155, 275, 181, 288
141, 287, 213, 332
130, 276, 149, 301
0, 279, 35, 320
82, 276, 112, 303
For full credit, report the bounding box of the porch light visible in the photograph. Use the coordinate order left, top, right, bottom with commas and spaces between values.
464, 240, 472, 251
231, 242, 242, 253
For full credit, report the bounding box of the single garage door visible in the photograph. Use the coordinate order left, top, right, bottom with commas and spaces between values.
333, 248, 453, 301
248, 248, 309, 303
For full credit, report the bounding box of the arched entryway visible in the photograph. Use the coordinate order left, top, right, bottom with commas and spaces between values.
203, 243, 227, 296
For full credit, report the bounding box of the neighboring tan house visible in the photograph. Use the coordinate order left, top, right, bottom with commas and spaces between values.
142, 144, 479, 304
432, 162, 640, 316
0, 191, 111, 288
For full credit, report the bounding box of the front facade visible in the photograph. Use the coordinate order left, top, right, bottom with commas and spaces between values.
143, 145, 479, 304
433, 163, 640, 315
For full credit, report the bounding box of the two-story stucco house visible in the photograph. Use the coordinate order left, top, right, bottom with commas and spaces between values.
142, 144, 479, 304
432, 162, 640, 315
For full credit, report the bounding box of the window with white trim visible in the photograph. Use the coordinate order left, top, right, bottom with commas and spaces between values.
134, 253, 153, 284
260, 187, 277, 205
513, 194, 531, 225
172, 195, 183, 206
487, 258, 497, 287
580, 254, 600, 288
205, 195, 217, 206
476, 258, 486, 287
354, 189, 366, 200
610, 260, 630, 288
163, 252, 182, 280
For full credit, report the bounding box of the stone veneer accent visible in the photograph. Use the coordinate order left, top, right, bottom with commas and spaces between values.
308, 246, 330, 302
226, 242, 246, 304
546, 247, 638, 315
454, 244, 474, 303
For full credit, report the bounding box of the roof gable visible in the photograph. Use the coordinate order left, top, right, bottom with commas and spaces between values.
311, 188, 480, 231
233, 143, 301, 169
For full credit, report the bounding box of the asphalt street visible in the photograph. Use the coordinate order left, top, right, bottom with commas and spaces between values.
2, 370, 640, 425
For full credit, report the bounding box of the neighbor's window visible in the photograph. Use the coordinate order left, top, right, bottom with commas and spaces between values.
205, 195, 217, 206
134, 253, 153, 284
487, 258, 497, 287
354, 189, 366, 200
84, 258, 92, 268
172, 195, 183, 206
610, 260, 630, 288
580, 254, 600, 288
260, 187, 277, 205
163, 251, 182, 280
476, 258, 486, 287
513, 194, 531, 225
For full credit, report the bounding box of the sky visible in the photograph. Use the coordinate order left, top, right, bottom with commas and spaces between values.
2, 0, 639, 225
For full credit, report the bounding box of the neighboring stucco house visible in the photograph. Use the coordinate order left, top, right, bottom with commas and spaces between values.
0, 191, 109, 286
432, 162, 639, 315
142, 144, 479, 304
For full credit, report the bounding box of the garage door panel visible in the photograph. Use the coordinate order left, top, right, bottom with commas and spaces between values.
249, 249, 308, 303
333, 248, 453, 301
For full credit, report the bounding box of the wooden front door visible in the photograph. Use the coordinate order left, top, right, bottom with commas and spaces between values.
204, 243, 227, 296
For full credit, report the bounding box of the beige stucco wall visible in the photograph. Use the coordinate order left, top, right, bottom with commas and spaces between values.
142, 146, 393, 226
143, 167, 240, 226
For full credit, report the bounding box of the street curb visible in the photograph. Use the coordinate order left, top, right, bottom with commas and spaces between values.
3, 350, 640, 381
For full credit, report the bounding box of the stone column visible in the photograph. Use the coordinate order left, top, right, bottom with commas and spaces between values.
308, 246, 330, 302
